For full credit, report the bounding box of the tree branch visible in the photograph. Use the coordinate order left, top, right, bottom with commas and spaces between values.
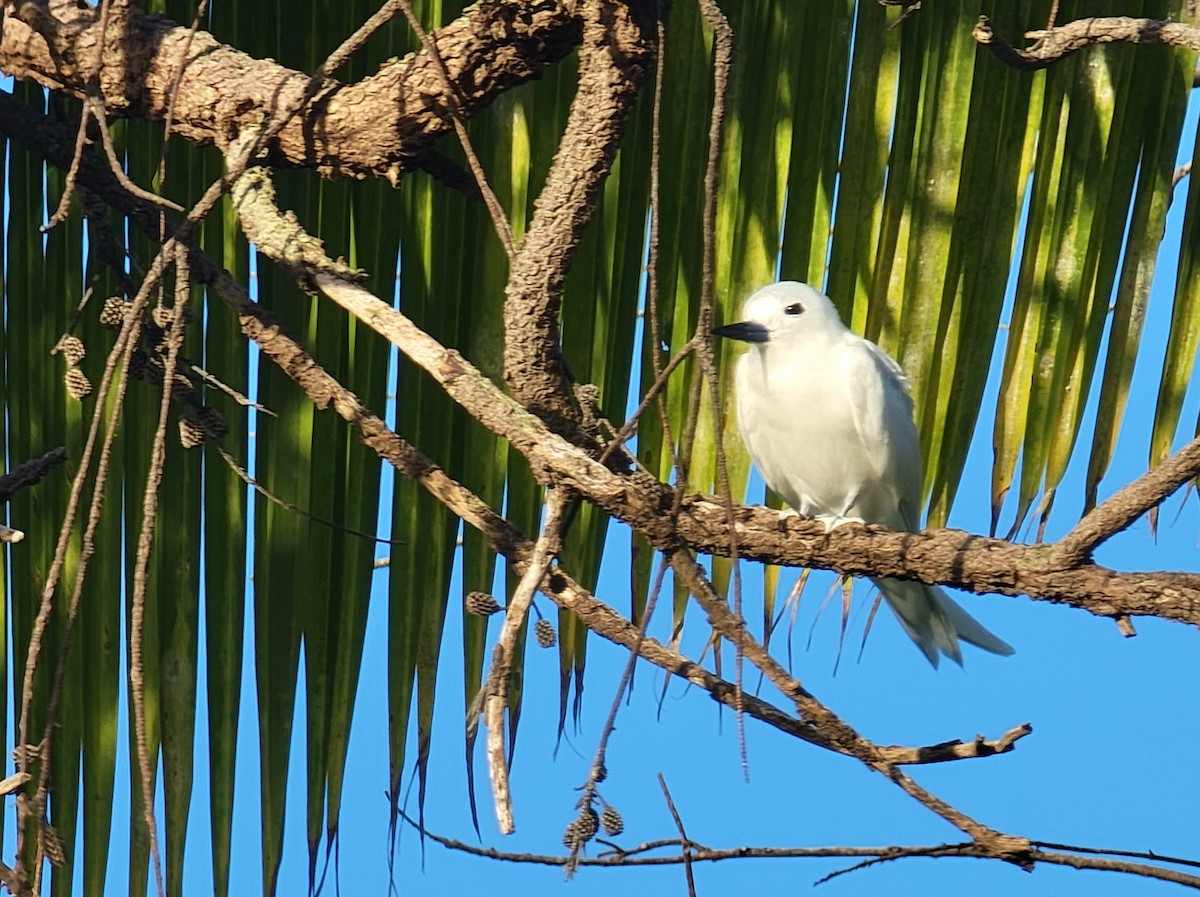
1057, 436, 1200, 564
501, 0, 657, 444
0, 0, 584, 180
973, 15, 1200, 71
303, 257, 1200, 629
399, 814, 1200, 890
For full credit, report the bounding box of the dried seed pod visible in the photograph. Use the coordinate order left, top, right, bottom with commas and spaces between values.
169, 373, 194, 404
55, 335, 86, 366
196, 405, 229, 440
465, 591, 501, 616
64, 367, 92, 400
99, 296, 128, 329
562, 807, 599, 850
534, 618, 557, 648
40, 822, 66, 867
600, 806, 623, 836
128, 350, 164, 384
179, 411, 205, 449
576, 807, 599, 841
562, 820, 585, 851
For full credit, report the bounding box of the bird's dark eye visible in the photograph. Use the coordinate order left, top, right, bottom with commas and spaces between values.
784, 302, 804, 315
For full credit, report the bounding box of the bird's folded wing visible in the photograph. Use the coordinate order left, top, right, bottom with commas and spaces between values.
841, 337, 925, 531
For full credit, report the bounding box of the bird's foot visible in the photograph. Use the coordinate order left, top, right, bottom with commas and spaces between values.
814, 513, 866, 533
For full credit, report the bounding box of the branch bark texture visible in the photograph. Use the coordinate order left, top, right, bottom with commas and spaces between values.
0, 0, 582, 180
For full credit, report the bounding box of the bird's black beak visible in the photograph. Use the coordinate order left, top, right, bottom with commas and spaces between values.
712, 321, 770, 343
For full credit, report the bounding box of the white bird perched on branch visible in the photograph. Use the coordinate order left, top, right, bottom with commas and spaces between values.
713, 281, 1013, 667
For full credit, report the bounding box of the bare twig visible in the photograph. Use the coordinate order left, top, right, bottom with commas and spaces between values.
42, 100, 93, 230
657, 774, 698, 897
157, 0, 210, 188
15, 223, 160, 880
1056, 434, 1200, 564
567, 555, 671, 876
635, 14, 682, 477
215, 445, 400, 544
88, 98, 185, 212
128, 243, 192, 897
691, 0, 748, 781
186, 361, 274, 413
399, 812, 1200, 888
396, 0, 515, 258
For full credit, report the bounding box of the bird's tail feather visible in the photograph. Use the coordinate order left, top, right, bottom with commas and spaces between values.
871, 577, 1014, 668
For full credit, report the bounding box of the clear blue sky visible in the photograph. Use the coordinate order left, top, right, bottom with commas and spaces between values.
76, 82, 1200, 897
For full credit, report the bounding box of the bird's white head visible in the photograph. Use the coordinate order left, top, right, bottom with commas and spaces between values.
713, 281, 846, 346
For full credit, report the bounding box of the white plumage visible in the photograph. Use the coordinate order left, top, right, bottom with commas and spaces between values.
714, 281, 1012, 666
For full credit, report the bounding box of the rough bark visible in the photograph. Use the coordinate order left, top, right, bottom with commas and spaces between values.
0, 0, 582, 180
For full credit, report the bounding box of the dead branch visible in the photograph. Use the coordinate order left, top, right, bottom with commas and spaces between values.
398, 812, 1200, 889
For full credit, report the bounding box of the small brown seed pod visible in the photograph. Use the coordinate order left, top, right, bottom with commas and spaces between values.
465, 591, 501, 616
64, 367, 92, 400
99, 296, 128, 329
56, 335, 86, 366
534, 618, 557, 648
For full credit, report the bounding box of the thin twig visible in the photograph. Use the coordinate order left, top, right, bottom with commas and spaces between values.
396, 0, 516, 258
186, 361, 274, 413
157, 0, 210, 189
567, 555, 671, 876
657, 774, 698, 897
639, 15, 681, 475
89, 98, 185, 212
598, 336, 699, 467
15, 215, 160, 877
216, 446, 401, 544
692, 0, 747, 781
42, 100, 93, 230
129, 244, 192, 897
398, 813, 1200, 888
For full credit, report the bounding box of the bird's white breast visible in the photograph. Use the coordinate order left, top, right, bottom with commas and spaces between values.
733, 336, 908, 527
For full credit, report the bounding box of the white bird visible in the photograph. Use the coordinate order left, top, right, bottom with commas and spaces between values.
713, 281, 1013, 667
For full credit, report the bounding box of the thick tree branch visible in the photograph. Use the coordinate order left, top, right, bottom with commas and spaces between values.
974, 15, 1200, 70
0, 0, 583, 180
502, 0, 657, 443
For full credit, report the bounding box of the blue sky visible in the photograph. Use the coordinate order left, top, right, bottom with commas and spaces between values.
43, 64, 1200, 897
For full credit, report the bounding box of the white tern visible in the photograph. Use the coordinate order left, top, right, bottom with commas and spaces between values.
713, 281, 1013, 667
